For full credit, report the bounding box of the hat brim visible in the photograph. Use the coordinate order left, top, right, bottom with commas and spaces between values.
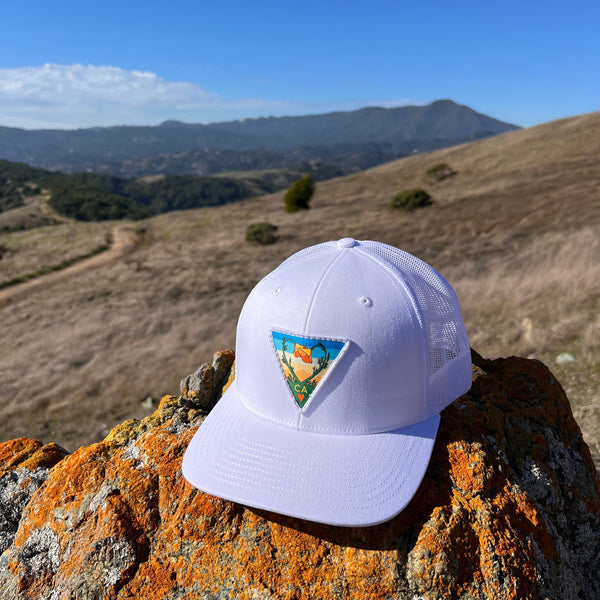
182, 382, 440, 527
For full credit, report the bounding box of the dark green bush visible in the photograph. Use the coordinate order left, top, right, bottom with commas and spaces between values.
21, 183, 41, 196
284, 174, 315, 212
0, 176, 24, 212
425, 162, 455, 182
245, 222, 279, 245
389, 188, 432, 211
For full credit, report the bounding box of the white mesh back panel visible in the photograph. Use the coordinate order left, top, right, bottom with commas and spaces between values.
360, 241, 471, 415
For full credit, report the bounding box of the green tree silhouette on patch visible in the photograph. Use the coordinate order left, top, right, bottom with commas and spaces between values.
279, 337, 331, 408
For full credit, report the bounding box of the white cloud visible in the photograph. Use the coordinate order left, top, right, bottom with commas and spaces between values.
0, 63, 419, 130
0, 64, 291, 129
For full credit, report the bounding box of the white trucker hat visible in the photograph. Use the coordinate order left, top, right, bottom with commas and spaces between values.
183, 238, 471, 526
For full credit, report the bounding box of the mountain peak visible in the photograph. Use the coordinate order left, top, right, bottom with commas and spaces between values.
159, 120, 185, 127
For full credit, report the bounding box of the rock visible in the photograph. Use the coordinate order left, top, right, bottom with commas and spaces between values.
0, 351, 599, 599
0, 439, 68, 556
179, 349, 235, 410
211, 348, 235, 398
556, 352, 576, 364
141, 396, 157, 410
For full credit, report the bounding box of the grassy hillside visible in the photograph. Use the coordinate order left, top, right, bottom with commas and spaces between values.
0, 221, 111, 287
0, 111, 598, 468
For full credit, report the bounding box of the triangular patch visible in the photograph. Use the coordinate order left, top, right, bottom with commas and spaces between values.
271, 330, 347, 409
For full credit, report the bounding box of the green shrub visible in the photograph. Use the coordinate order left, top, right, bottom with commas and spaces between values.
389, 188, 432, 211
284, 174, 315, 212
21, 183, 41, 196
245, 222, 279, 245
425, 162, 455, 182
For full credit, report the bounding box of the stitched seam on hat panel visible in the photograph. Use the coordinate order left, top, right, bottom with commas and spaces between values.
224, 440, 379, 486
281, 419, 428, 434
236, 434, 376, 474
201, 390, 390, 483
258, 243, 336, 295
199, 409, 427, 516
236, 378, 298, 429
243, 393, 416, 433
260, 245, 340, 428
242, 399, 299, 429
301, 249, 345, 334
216, 447, 385, 494
235, 373, 428, 433
200, 395, 363, 486
205, 433, 425, 511
299, 250, 350, 427
264, 241, 335, 277
208, 437, 409, 498
202, 396, 428, 505
355, 246, 429, 423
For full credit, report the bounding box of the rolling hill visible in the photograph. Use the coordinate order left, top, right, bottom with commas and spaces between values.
0, 110, 597, 470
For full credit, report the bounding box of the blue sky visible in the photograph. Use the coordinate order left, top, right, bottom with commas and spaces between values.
0, 0, 598, 129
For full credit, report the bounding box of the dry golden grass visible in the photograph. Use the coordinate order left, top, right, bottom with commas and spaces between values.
0, 221, 111, 285
0, 111, 598, 468
0, 194, 58, 232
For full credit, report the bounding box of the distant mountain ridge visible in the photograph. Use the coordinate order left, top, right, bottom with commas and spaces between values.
87, 144, 397, 179
0, 100, 519, 174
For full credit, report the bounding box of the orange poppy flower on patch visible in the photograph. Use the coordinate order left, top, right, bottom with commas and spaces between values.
293, 343, 313, 363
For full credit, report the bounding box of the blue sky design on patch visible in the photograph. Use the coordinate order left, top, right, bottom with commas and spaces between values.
271, 330, 346, 360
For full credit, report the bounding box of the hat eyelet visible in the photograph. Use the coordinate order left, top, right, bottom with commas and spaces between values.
358, 296, 372, 307
273, 287, 281, 296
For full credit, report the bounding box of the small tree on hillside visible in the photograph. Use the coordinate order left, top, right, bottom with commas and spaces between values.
245, 222, 279, 245
284, 175, 315, 213
425, 162, 456, 183
389, 188, 432, 211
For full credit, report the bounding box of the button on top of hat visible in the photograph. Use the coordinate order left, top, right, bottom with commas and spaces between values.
337, 237, 357, 249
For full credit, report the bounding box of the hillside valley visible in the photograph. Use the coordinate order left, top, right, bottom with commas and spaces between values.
0, 111, 598, 469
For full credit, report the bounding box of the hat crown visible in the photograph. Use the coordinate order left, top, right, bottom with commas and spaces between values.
183, 238, 473, 526
235, 239, 471, 435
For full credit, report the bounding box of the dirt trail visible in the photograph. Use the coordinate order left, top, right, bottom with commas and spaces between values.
39, 196, 76, 225
0, 224, 142, 307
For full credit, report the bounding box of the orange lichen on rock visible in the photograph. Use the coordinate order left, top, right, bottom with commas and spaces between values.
0, 438, 43, 471
0, 438, 67, 475
0, 351, 599, 599
0, 436, 69, 569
